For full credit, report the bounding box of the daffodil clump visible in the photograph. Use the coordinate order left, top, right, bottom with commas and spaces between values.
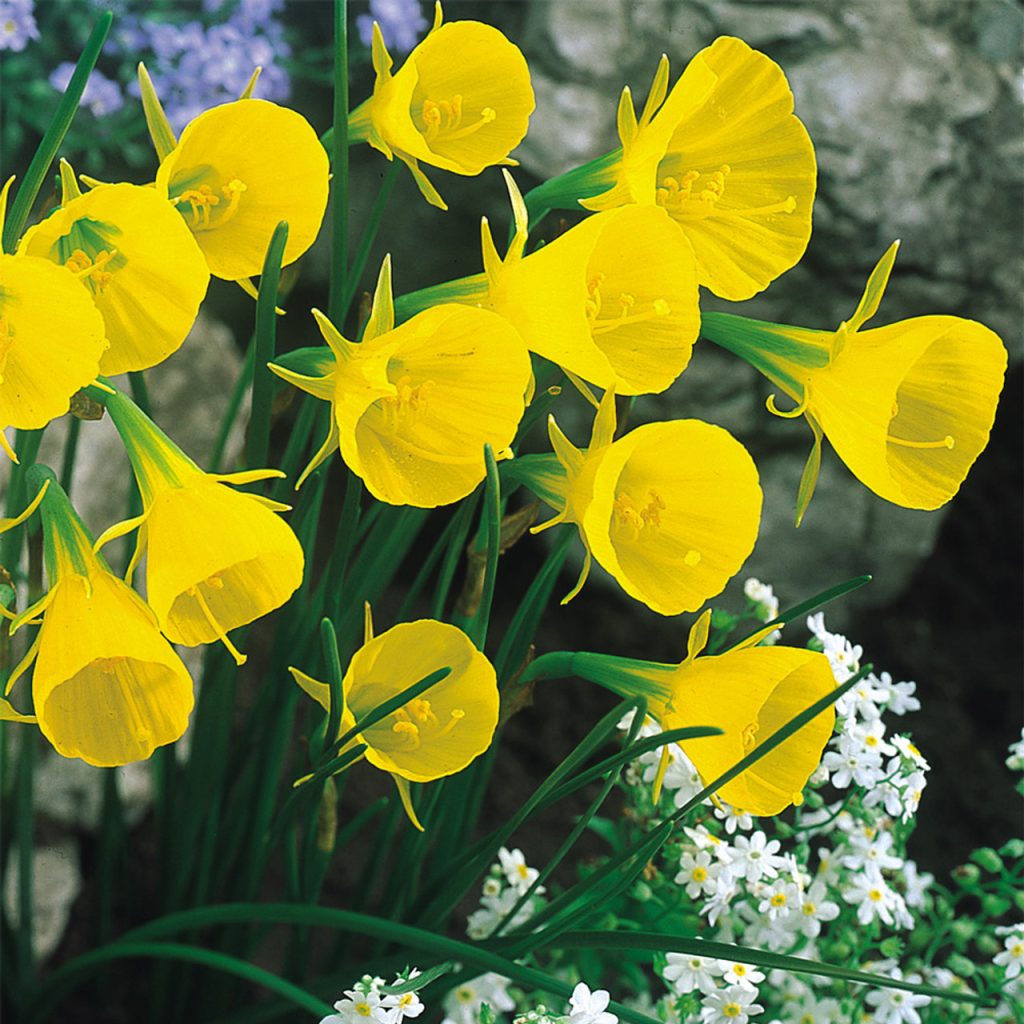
0, 6, 1013, 1024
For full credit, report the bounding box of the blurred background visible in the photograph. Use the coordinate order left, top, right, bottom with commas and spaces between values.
1, 0, 1020, 962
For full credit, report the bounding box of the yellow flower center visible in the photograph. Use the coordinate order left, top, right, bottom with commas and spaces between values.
803, 902, 817, 916
584, 273, 671, 336
723, 1005, 741, 1018
355, 1003, 373, 1017
655, 160, 797, 222
378, 373, 435, 434
613, 488, 665, 535
868, 888, 883, 902
516, 863, 531, 880
390, 701, 464, 750
420, 94, 496, 143
692, 866, 708, 883
456, 987, 475, 1003
173, 176, 247, 232
732, 964, 746, 976
771, 892, 787, 907
64, 247, 118, 293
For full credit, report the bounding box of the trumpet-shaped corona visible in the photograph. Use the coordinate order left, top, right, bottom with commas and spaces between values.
154, 98, 329, 280
0, 177, 107, 461
701, 241, 1008, 520
269, 255, 531, 507
533, 37, 816, 300
290, 615, 499, 829
348, 3, 534, 209
570, 610, 836, 815
457, 173, 700, 395
96, 389, 304, 657
513, 389, 762, 614
18, 165, 210, 374
0, 469, 193, 766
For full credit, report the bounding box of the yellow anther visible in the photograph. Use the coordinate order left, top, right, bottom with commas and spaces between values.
741, 721, 759, 749
97, 656, 125, 674
206, 574, 225, 590
392, 719, 421, 749
614, 490, 666, 536
888, 433, 955, 450
409, 698, 438, 725
684, 549, 701, 566
436, 708, 465, 739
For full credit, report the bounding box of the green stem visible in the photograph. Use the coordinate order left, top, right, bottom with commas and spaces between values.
247, 221, 289, 470
1, 429, 45, 572
341, 161, 399, 316
128, 370, 152, 417
466, 445, 500, 650
1, 12, 112, 252
328, 0, 349, 323
59, 416, 81, 493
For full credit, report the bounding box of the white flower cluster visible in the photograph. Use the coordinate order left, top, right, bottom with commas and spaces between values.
742, 578, 781, 644
466, 846, 545, 940
442, 973, 517, 1024
321, 971, 425, 1024
982, 922, 1024, 1020
514, 984, 618, 1024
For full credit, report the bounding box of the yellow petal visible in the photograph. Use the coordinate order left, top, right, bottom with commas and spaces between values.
155, 99, 330, 280
583, 419, 762, 615
33, 573, 194, 766
0, 254, 107, 431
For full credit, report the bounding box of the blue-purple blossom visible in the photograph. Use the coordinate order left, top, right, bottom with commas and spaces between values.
357, 0, 428, 56
0, 0, 40, 52
49, 62, 125, 117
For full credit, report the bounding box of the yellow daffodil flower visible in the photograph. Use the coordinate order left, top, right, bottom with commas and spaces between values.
531, 37, 816, 301
0, 177, 108, 462
515, 389, 762, 615
570, 610, 836, 815
348, 2, 535, 210
701, 241, 1008, 521
18, 162, 209, 375
94, 389, 303, 661
154, 98, 329, 281
269, 255, 531, 507
290, 611, 499, 830
0, 469, 194, 766
442, 172, 699, 395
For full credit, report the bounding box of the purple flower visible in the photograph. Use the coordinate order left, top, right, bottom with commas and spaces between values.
49, 62, 125, 117
0, 0, 40, 52
357, 0, 428, 56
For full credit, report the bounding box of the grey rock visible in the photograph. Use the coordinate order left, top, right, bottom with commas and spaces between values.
4, 837, 81, 961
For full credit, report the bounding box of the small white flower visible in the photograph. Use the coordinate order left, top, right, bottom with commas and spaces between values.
382, 989, 425, 1022
676, 849, 723, 898
743, 577, 779, 624
1006, 729, 1024, 771
796, 880, 840, 938
700, 984, 764, 1023
874, 672, 920, 716
498, 847, 539, 893
865, 981, 931, 1023
728, 831, 784, 884
683, 826, 733, 864
757, 879, 800, 921
716, 960, 765, 992
846, 719, 897, 757
994, 934, 1024, 979
890, 735, 929, 769
663, 953, 720, 996
568, 983, 617, 1024
442, 974, 515, 1024
699, 885, 737, 928
843, 830, 904, 872
844, 868, 897, 926
323, 989, 391, 1024
821, 733, 884, 789
713, 803, 754, 834
482, 876, 503, 898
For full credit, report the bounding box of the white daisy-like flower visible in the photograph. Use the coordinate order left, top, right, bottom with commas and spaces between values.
683, 826, 734, 864
757, 879, 800, 921
843, 830, 904, 872
796, 880, 840, 938
323, 988, 391, 1024
700, 984, 763, 1023
728, 831, 784, 884
498, 847, 539, 893
567, 983, 617, 1024
442, 973, 516, 1024
994, 933, 1024, 979
844, 868, 897, 926
821, 733, 884, 789
676, 849, 723, 898
714, 803, 755, 834
845, 718, 897, 757
865, 980, 930, 1023
716, 959, 765, 992
663, 953, 720, 996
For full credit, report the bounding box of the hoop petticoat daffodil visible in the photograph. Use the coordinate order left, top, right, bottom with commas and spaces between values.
18, 161, 209, 375
701, 241, 1008, 522
0, 469, 194, 767
569, 609, 836, 816
154, 97, 329, 281
94, 389, 303, 662
269, 255, 531, 508
0, 177, 108, 462
532, 37, 816, 301
290, 612, 500, 830
510, 389, 762, 615
348, 2, 535, 210
431, 172, 700, 396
